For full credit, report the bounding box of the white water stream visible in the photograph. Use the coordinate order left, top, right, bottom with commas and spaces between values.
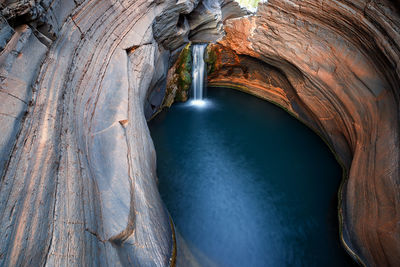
191, 44, 207, 106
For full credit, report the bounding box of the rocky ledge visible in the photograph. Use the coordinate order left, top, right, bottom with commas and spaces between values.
208, 1, 400, 266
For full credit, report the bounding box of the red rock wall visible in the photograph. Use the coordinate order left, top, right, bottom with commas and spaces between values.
208, 1, 400, 266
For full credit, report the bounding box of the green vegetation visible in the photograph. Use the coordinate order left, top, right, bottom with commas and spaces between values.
205, 46, 217, 75
175, 43, 192, 102
236, 0, 261, 10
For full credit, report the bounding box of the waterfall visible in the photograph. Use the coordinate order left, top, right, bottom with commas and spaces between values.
191, 44, 207, 105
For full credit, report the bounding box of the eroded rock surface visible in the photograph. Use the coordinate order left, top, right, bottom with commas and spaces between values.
208, 1, 400, 266
0, 0, 205, 266
0, 0, 399, 266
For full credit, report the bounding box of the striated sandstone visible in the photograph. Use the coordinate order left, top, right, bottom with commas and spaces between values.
208, 0, 400, 266
0, 0, 206, 266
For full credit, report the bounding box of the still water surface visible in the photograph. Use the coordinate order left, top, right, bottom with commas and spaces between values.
148, 87, 356, 267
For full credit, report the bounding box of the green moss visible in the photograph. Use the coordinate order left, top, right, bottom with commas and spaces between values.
174, 43, 192, 102
179, 71, 191, 89
205, 46, 217, 75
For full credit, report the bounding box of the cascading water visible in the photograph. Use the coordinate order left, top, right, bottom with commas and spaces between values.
191, 44, 207, 106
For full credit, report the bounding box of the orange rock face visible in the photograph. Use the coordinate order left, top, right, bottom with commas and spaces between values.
208, 1, 400, 266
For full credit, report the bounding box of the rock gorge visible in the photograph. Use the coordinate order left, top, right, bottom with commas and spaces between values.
0, 0, 399, 266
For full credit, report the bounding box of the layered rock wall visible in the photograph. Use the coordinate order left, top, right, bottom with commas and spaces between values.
1, 0, 399, 266
208, 1, 400, 266
0, 0, 207, 265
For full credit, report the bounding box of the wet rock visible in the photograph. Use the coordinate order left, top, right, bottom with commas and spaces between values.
163, 43, 192, 108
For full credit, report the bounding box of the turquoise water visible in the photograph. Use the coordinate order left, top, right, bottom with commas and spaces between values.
148, 87, 356, 267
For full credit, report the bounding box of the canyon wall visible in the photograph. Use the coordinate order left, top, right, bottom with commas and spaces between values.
208, 0, 400, 266
0, 0, 399, 266
0, 0, 210, 265
0, 0, 247, 265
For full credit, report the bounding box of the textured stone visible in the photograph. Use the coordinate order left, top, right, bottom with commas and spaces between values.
221, 0, 250, 21
187, 0, 223, 43
0, 16, 15, 50
206, 44, 314, 122
164, 42, 192, 105
208, 1, 400, 266
1, 0, 82, 40
0, 23, 47, 179
0, 0, 197, 266
0, 0, 399, 266
188, 0, 250, 43
153, 0, 200, 50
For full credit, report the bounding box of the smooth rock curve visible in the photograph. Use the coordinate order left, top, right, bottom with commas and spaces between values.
208, 1, 400, 266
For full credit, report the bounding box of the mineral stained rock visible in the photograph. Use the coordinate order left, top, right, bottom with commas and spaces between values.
208, 1, 400, 266
163, 43, 192, 108
0, 0, 399, 266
